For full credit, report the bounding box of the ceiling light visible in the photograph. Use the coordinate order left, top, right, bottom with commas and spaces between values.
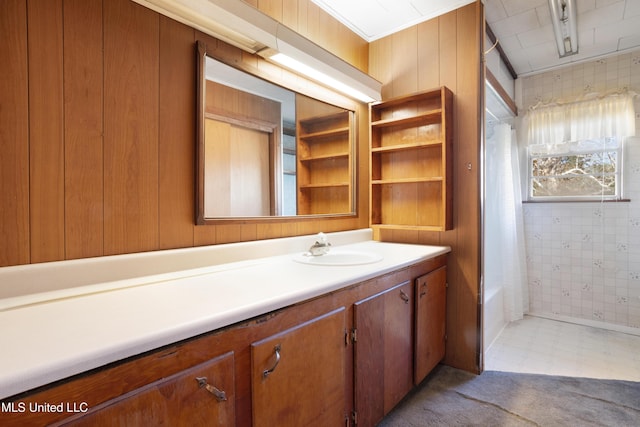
132, 0, 381, 103
548, 0, 578, 57
260, 24, 381, 103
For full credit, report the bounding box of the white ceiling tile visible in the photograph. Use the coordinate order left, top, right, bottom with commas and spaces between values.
576, 0, 597, 13
534, 4, 552, 26
579, 1, 625, 30
491, 9, 541, 39
312, 0, 640, 76
595, 0, 624, 8
484, 0, 508, 23
624, 0, 640, 17
619, 34, 640, 50
517, 24, 556, 48
578, 28, 597, 46
410, 0, 475, 18
497, 34, 524, 52
502, 0, 547, 17
593, 15, 640, 53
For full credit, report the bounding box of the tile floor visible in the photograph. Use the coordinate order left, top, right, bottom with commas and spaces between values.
485, 315, 640, 381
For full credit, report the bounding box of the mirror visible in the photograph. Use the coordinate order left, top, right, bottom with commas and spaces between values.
196, 41, 356, 224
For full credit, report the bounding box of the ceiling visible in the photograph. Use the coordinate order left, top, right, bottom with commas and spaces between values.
312, 0, 640, 77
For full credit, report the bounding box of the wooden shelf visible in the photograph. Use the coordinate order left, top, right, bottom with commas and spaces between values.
300, 127, 349, 141
297, 109, 353, 215
299, 182, 350, 189
370, 109, 442, 129
369, 87, 453, 231
299, 152, 350, 162
372, 177, 443, 185
371, 141, 442, 154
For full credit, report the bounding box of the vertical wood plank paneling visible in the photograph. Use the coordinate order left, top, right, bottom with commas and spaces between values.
103, 0, 159, 255
257, 0, 282, 21
417, 19, 440, 91
391, 28, 418, 97
319, 8, 339, 58
158, 16, 195, 249
451, 2, 482, 371
436, 7, 462, 368
304, 2, 321, 49
369, 36, 393, 100
369, 2, 483, 373
27, 0, 65, 263
2, 0, 370, 267
63, 0, 104, 260
281, 0, 298, 30
296, 0, 308, 40
0, 0, 30, 266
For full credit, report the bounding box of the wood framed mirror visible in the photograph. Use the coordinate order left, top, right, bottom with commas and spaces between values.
196, 41, 357, 224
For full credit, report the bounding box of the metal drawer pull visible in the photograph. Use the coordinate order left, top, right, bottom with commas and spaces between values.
263, 344, 281, 378
400, 290, 410, 304
196, 377, 227, 402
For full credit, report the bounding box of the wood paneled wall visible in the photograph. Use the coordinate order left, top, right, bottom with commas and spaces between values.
369, 2, 484, 373
245, 0, 369, 72
0, 0, 369, 267
1, 0, 481, 376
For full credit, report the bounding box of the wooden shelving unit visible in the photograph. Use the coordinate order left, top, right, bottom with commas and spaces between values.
297, 111, 353, 215
370, 87, 453, 231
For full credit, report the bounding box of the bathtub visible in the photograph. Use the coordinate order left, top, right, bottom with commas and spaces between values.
484, 286, 506, 352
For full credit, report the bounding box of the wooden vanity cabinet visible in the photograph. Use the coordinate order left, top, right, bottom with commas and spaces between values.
354, 280, 413, 427
2, 256, 447, 427
251, 308, 346, 427
61, 352, 235, 426
414, 266, 447, 384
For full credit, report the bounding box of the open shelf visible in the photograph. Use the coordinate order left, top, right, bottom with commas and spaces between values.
369, 87, 453, 231
297, 110, 353, 215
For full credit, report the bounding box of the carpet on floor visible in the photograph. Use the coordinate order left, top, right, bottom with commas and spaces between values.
378, 365, 640, 426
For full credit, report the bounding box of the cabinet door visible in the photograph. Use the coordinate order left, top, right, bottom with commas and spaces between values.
354, 280, 413, 427
251, 307, 346, 427
63, 351, 235, 426
415, 266, 447, 384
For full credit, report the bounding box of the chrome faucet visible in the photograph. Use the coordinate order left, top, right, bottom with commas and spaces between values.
307, 232, 331, 256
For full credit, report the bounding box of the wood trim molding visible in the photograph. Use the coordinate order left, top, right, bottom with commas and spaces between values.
486, 68, 517, 117
485, 23, 517, 80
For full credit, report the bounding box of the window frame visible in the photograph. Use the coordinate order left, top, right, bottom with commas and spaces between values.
527, 139, 624, 202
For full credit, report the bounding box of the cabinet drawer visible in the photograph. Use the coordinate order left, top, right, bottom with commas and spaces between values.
61, 352, 235, 426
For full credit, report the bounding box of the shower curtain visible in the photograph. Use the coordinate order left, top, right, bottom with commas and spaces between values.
485, 123, 529, 321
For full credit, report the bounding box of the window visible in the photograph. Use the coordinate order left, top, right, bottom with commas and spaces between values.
525, 93, 635, 201
529, 137, 621, 200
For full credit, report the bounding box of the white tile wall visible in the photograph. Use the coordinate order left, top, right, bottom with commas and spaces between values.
520, 51, 640, 331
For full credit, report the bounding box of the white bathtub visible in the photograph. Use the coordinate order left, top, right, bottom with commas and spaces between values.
484, 286, 506, 352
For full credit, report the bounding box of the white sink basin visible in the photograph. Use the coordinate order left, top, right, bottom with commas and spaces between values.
292, 250, 383, 266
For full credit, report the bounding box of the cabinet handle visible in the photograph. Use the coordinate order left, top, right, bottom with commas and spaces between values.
196, 377, 227, 402
420, 284, 427, 298
399, 290, 409, 304
263, 344, 281, 378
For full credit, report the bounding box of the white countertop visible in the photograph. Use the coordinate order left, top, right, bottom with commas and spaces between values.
0, 235, 449, 399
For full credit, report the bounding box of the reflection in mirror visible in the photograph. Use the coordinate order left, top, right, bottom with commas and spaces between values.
196, 42, 356, 223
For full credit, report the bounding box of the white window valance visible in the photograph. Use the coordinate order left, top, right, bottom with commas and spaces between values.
525, 92, 636, 153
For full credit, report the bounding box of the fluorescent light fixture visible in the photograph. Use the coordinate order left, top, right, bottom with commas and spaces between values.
548, 0, 578, 57
262, 24, 381, 103
269, 52, 377, 103
132, 0, 381, 103
131, 0, 277, 53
